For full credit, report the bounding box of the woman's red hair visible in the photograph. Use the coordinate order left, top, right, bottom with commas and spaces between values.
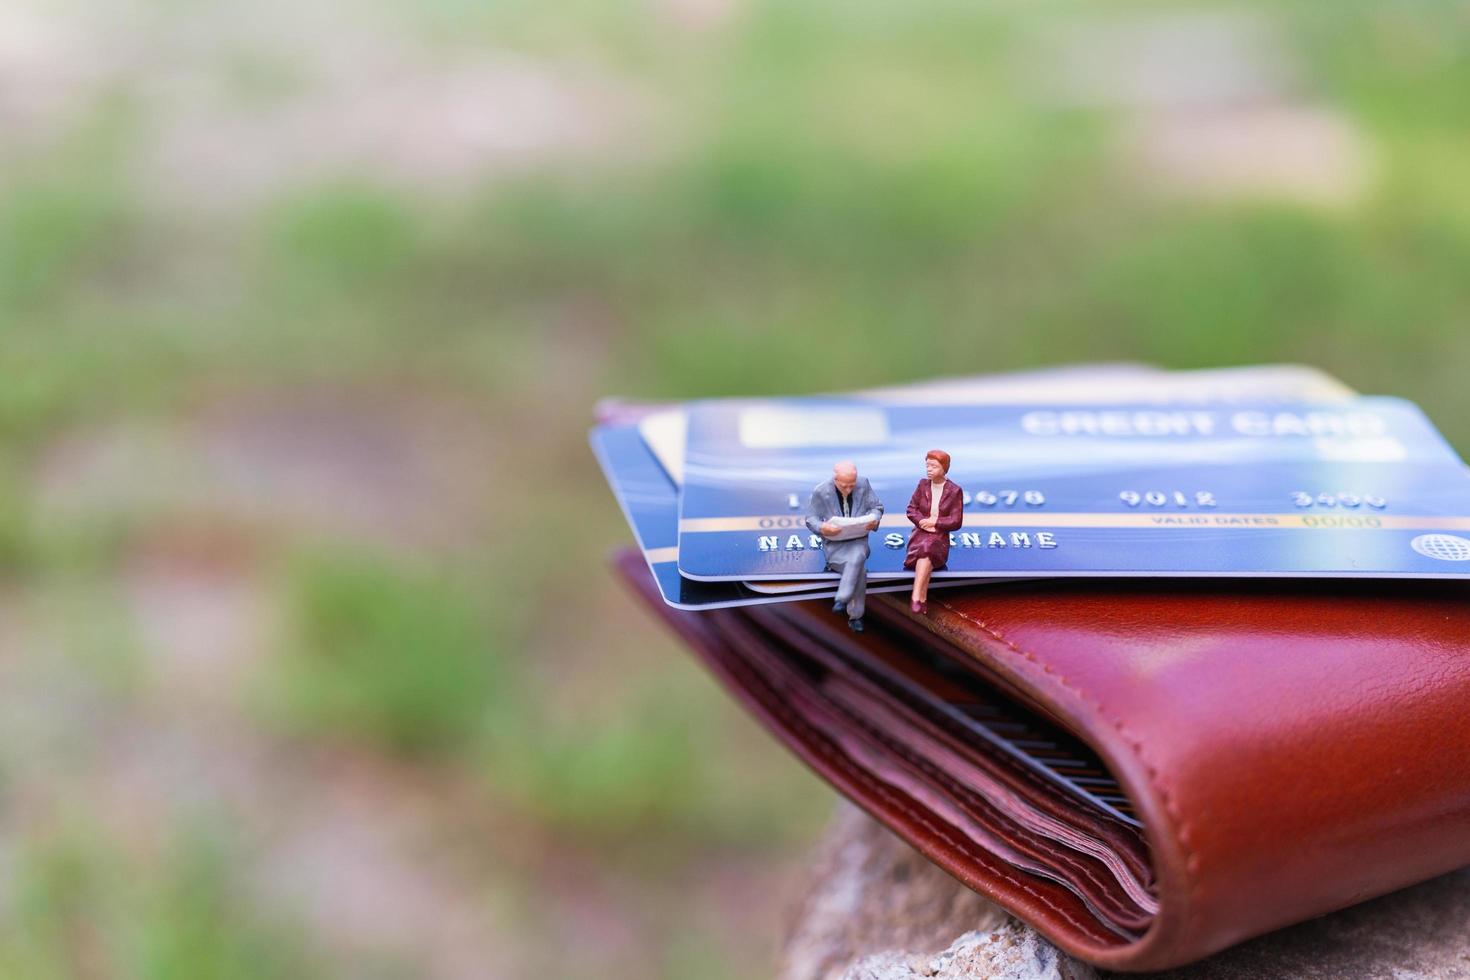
925, 449, 951, 474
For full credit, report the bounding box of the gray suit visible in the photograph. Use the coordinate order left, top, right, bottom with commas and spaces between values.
805, 477, 885, 620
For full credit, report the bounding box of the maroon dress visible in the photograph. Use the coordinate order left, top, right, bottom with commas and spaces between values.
903, 478, 964, 570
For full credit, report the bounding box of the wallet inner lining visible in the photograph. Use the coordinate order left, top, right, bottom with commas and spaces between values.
700, 615, 1137, 945
721, 602, 1158, 942
804, 600, 1143, 831
765, 605, 1154, 897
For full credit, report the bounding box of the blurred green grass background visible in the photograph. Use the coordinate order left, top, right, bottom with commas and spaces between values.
1, 0, 1467, 976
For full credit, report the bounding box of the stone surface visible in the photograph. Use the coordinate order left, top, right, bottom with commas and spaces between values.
782, 801, 1470, 980
839, 923, 1099, 980
778, 803, 1009, 980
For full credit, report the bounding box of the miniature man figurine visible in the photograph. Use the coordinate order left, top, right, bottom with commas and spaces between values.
806, 461, 884, 632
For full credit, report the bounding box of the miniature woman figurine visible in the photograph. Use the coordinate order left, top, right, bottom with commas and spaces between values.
904, 449, 963, 614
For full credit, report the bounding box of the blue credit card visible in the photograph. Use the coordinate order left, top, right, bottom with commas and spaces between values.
590, 421, 993, 608
676, 397, 1470, 581
639, 363, 1356, 486
593, 370, 1181, 605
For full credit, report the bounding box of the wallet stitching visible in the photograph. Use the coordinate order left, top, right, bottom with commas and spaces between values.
795, 659, 1150, 922
643, 585, 1125, 947
749, 670, 1115, 942
783, 603, 1150, 855
827, 693, 1152, 925
754, 603, 1151, 917
833, 621, 1154, 874
934, 600, 1200, 938
705, 621, 1120, 945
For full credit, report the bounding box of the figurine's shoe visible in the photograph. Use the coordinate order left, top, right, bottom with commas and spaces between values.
910, 600, 923, 614
832, 600, 846, 615
847, 617, 864, 633
919, 601, 929, 615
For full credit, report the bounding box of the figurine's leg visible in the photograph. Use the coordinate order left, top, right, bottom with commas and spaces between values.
845, 562, 866, 621
911, 557, 933, 603
835, 559, 862, 614
832, 559, 849, 605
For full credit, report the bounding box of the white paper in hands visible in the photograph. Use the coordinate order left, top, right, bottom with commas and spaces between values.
826, 513, 879, 541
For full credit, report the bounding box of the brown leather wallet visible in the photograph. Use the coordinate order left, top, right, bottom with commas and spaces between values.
614, 548, 1470, 971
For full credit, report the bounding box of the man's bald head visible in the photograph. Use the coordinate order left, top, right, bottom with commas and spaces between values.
832, 461, 857, 495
